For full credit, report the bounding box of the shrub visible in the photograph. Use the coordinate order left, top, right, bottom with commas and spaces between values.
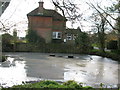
26, 29, 45, 44
75, 31, 91, 53
2, 55, 7, 62
111, 50, 120, 54
11, 80, 93, 89
2, 33, 14, 52
63, 80, 82, 88
40, 80, 59, 85
107, 40, 118, 50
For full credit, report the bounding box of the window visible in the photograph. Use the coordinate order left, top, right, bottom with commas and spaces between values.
67, 34, 72, 40
66, 34, 77, 40
73, 35, 77, 40
52, 32, 62, 39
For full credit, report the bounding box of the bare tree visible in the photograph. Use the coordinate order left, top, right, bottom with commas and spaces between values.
87, 0, 120, 50
52, 0, 83, 26
89, 10, 108, 52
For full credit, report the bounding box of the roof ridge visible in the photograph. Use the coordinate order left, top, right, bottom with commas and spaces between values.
27, 7, 66, 21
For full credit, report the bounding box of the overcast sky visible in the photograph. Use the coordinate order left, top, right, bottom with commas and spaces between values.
0, 0, 116, 37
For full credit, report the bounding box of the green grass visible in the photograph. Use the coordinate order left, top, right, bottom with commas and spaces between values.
8, 80, 93, 89
2, 80, 119, 90
91, 43, 100, 47
89, 49, 120, 62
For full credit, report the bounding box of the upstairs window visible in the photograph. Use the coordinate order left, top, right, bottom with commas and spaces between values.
52, 32, 62, 39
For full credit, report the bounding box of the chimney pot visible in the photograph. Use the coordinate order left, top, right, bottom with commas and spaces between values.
38, 1, 44, 15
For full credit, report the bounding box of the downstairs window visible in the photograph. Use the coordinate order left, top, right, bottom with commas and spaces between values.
52, 32, 62, 39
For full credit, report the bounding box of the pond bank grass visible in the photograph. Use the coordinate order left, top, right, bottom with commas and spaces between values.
3, 80, 93, 89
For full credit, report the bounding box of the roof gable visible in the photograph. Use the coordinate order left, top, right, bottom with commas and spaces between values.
27, 8, 66, 21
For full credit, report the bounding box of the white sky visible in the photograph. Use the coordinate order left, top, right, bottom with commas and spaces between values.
0, 0, 116, 37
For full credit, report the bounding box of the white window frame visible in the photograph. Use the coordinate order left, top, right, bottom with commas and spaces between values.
66, 34, 72, 40
52, 32, 62, 39
73, 34, 77, 40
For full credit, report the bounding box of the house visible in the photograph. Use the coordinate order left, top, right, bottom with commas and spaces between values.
64, 28, 80, 44
27, 1, 66, 43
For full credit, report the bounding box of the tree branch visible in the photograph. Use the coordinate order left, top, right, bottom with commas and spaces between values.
52, 0, 65, 17
97, 4, 117, 21
86, 2, 118, 30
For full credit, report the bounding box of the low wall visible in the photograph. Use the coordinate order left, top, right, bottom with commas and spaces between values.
15, 43, 81, 53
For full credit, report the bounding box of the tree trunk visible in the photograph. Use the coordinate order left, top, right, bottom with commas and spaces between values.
0, 36, 2, 62
98, 31, 105, 53
118, 31, 120, 50
97, 17, 106, 53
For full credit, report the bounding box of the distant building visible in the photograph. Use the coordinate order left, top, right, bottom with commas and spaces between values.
64, 28, 80, 44
27, 1, 79, 44
0, 0, 10, 16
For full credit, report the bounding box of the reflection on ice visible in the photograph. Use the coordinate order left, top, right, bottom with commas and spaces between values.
0, 53, 119, 88
0, 56, 39, 87
64, 55, 118, 88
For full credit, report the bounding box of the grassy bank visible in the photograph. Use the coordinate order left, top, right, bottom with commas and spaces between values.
2, 80, 93, 89
89, 49, 120, 62
2, 80, 119, 89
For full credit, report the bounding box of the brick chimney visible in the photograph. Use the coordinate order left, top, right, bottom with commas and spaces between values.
38, 1, 44, 15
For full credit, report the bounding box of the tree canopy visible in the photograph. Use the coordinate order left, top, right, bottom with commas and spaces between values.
75, 31, 90, 52
2, 33, 13, 51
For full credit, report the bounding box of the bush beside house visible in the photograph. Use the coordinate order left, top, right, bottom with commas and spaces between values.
2, 33, 14, 52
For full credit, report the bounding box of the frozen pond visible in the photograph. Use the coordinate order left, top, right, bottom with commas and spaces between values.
0, 52, 119, 88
